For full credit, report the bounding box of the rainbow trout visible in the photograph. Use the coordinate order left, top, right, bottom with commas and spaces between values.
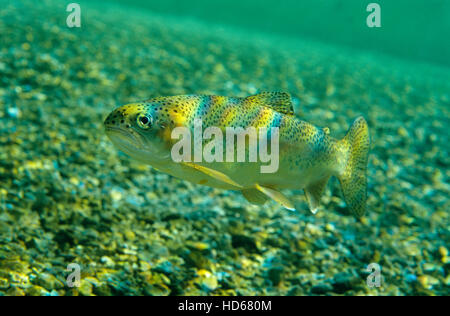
104, 92, 370, 217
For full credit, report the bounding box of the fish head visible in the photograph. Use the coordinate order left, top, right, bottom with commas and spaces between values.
104, 102, 172, 163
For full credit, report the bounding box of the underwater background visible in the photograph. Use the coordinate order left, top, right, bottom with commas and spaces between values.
0, 0, 449, 296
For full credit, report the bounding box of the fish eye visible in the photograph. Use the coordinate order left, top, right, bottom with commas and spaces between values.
137, 114, 152, 129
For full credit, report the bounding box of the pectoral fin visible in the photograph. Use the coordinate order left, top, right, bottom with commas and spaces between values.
255, 184, 296, 211
242, 188, 269, 205
304, 176, 330, 214
181, 162, 243, 189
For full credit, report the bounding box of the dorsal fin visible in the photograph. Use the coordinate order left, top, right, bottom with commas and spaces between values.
244, 92, 294, 115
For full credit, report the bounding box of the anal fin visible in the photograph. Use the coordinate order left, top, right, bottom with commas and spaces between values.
304, 176, 330, 214
255, 184, 296, 211
242, 188, 269, 205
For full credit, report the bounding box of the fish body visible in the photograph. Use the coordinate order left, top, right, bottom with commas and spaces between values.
104, 92, 369, 217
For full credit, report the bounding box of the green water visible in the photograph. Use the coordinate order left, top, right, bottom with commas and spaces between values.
0, 0, 449, 296
110, 0, 450, 67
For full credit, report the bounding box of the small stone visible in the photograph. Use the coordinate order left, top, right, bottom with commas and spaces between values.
405, 244, 421, 257
79, 280, 93, 296
417, 275, 439, 289
9, 272, 30, 288
21, 42, 31, 50
0, 277, 9, 290
110, 188, 123, 201
195, 270, 218, 291
144, 284, 170, 296
153, 261, 173, 275
438, 246, 448, 258
305, 223, 322, 236
311, 283, 333, 295
100, 256, 115, 268
286, 285, 304, 296
28, 285, 50, 296
7, 287, 25, 296
422, 263, 437, 272
187, 241, 210, 251
231, 234, 259, 253
405, 274, 417, 283
332, 272, 359, 294
325, 223, 335, 232
140, 260, 151, 272
297, 240, 310, 250
397, 126, 408, 137
35, 273, 64, 290
267, 267, 284, 285
444, 275, 450, 286
124, 230, 136, 240
7, 107, 21, 118
84, 277, 101, 287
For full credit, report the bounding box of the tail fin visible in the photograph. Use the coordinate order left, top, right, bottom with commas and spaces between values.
337, 117, 370, 218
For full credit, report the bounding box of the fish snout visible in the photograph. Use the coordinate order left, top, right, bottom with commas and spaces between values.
104, 108, 129, 130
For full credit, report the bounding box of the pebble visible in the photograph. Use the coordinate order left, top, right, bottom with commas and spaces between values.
79, 280, 93, 296
7, 107, 20, 118
35, 273, 64, 290
0, 0, 448, 297
195, 270, 219, 292
311, 283, 333, 295
100, 256, 115, 268
417, 275, 439, 289
0, 277, 9, 290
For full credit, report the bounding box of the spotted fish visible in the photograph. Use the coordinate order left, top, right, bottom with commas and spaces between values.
104, 92, 370, 217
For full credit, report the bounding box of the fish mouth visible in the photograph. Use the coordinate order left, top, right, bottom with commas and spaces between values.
105, 126, 169, 162
105, 126, 145, 152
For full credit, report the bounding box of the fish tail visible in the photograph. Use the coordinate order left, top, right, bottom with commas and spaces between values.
337, 117, 370, 218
